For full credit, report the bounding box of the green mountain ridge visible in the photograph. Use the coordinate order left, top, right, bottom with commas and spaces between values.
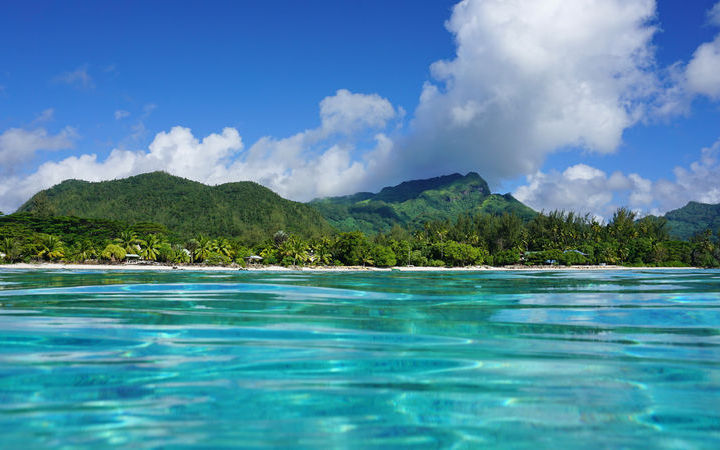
310, 172, 537, 234
17, 171, 333, 241
664, 201, 720, 240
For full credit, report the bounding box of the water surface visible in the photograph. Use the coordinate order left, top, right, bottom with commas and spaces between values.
0, 269, 718, 448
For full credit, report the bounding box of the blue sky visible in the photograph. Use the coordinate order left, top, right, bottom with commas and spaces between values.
1, 0, 720, 219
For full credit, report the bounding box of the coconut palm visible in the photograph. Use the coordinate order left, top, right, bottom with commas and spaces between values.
212, 237, 233, 258
115, 230, 142, 254
0, 237, 23, 262
69, 239, 97, 262
36, 234, 64, 261
273, 230, 288, 248
284, 237, 308, 266
172, 246, 191, 264
193, 235, 213, 263
139, 234, 162, 261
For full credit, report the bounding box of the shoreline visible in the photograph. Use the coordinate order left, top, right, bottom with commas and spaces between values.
0, 262, 702, 272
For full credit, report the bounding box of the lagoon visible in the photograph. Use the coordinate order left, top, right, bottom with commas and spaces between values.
0, 269, 718, 448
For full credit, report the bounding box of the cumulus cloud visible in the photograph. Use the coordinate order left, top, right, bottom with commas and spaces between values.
0, 127, 76, 173
7, 0, 720, 217
514, 140, 720, 219
514, 164, 645, 219
318, 89, 396, 136
686, 35, 720, 98
0, 90, 399, 213
390, 0, 660, 184
54, 65, 94, 89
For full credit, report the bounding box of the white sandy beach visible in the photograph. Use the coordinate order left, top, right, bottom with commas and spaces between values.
0, 262, 700, 272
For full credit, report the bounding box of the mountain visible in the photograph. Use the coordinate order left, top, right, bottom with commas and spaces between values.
664, 201, 720, 240
17, 171, 334, 240
309, 172, 536, 234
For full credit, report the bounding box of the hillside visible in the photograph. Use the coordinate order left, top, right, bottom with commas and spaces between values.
17, 172, 334, 241
664, 201, 720, 240
310, 172, 537, 234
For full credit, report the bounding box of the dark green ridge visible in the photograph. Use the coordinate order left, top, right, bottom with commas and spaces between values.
663, 201, 720, 240
310, 172, 536, 234
16, 171, 334, 241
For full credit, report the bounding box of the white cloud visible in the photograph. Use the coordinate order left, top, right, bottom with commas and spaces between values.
114, 110, 130, 120
0, 127, 75, 173
391, 0, 659, 184
318, 89, 396, 136
54, 65, 94, 89
514, 140, 720, 219
514, 164, 642, 219
0, 90, 400, 213
686, 35, 720, 98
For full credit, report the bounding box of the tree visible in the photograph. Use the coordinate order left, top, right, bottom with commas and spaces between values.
372, 245, 396, 267
68, 239, 97, 262
0, 237, 23, 262
273, 230, 289, 247
282, 236, 309, 266
193, 235, 213, 262
139, 234, 162, 261
333, 232, 368, 266
212, 237, 233, 259
101, 244, 126, 262
36, 234, 64, 261
115, 230, 142, 254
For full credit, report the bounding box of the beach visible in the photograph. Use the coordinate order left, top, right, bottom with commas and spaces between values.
0, 262, 698, 272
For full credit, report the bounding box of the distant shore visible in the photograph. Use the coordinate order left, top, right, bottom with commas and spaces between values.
0, 262, 701, 272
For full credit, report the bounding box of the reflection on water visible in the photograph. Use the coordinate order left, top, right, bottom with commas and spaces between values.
0, 269, 718, 447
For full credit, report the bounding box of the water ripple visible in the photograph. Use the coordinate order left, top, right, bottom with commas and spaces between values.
0, 269, 718, 447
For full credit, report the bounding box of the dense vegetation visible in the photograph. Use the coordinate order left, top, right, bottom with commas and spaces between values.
2, 207, 718, 268
664, 201, 720, 240
310, 172, 536, 234
18, 171, 334, 241
4, 171, 719, 268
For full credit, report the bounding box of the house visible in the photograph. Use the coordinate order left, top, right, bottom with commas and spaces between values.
124, 253, 141, 263
244, 255, 263, 266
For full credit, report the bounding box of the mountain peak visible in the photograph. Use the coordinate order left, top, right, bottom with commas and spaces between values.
311, 172, 534, 234
374, 172, 490, 203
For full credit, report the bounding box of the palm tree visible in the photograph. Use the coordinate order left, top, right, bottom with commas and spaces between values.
309, 238, 333, 265
0, 237, 23, 262
212, 237, 233, 258
172, 245, 191, 264
70, 239, 97, 262
139, 234, 161, 261
273, 230, 289, 248
285, 237, 308, 266
36, 234, 64, 261
115, 230, 142, 254
193, 235, 213, 263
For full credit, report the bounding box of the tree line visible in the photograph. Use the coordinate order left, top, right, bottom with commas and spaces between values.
1, 208, 719, 267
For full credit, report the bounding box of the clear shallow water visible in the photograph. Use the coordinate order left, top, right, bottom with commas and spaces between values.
0, 269, 718, 448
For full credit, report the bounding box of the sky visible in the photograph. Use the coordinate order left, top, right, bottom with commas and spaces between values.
1, 0, 720, 219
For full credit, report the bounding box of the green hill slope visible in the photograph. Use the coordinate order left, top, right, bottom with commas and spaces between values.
310, 172, 536, 234
17, 171, 334, 240
664, 201, 720, 240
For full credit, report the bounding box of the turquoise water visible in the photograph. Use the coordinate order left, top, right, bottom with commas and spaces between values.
0, 269, 718, 448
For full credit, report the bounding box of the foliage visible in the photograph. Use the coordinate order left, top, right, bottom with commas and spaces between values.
664, 201, 720, 240
311, 172, 536, 234
101, 244, 126, 262
17, 171, 334, 241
